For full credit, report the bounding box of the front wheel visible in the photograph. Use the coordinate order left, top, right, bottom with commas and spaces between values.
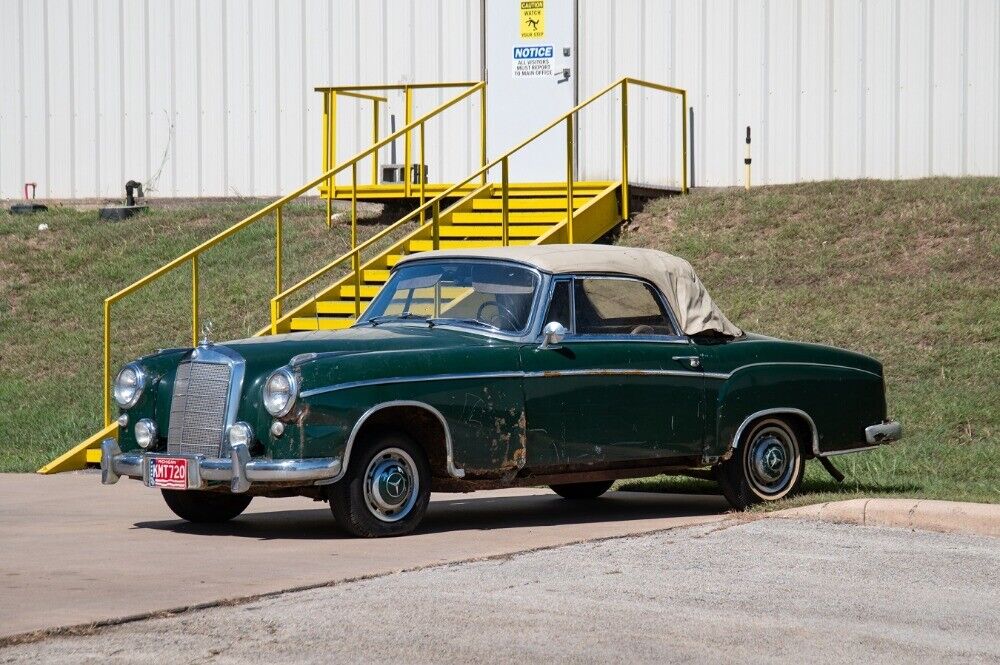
161, 489, 252, 523
550, 480, 614, 500
715, 418, 804, 510
327, 432, 431, 537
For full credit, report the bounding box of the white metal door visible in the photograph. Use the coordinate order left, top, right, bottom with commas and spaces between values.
486, 0, 576, 182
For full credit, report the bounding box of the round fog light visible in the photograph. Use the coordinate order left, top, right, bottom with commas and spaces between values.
270, 421, 285, 438
134, 418, 158, 449
228, 422, 254, 448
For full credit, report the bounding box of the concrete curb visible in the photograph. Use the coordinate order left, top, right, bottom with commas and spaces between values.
772, 498, 1000, 538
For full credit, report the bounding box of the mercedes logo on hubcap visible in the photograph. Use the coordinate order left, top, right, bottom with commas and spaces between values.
382, 469, 408, 500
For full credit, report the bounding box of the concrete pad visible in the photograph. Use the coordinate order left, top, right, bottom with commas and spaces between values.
0, 472, 728, 639
775, 498, 1000, 537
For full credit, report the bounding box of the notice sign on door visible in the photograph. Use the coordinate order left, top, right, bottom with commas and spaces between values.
520, 1, 545, 39
512, 45, 553, 78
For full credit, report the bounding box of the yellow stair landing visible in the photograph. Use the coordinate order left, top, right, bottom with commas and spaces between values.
320, 180, 615, 203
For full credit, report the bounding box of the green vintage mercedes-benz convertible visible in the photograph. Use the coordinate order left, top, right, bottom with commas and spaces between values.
102, 244, 901, 537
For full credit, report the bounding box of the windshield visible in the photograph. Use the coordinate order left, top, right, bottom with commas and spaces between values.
358, 260, 540, 334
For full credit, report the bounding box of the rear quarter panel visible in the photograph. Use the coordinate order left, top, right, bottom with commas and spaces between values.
699, 336, 887, 456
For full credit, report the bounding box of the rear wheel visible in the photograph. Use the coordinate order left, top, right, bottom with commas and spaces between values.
716, 418, 804, 510
550, 480, 614, 500
327, 432, 431, 538
161, 489, 252, 523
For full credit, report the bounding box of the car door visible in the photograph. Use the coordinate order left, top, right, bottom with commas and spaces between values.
520, 275, 706, 468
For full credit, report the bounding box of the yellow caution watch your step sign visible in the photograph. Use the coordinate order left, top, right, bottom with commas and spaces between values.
520, 1, 544, 39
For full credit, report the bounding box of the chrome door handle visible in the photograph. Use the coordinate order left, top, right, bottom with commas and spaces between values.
672, 355, 701, 369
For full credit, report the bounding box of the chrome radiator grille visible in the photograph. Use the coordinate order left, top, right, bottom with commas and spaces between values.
166, 361, 233, 457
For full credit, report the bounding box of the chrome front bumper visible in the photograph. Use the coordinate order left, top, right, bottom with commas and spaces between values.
100, 439, 342, 493
865, 420, 902, 445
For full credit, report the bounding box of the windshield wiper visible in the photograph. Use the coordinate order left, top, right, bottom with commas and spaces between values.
367, 312, 430, 327
427, 317, 502, 332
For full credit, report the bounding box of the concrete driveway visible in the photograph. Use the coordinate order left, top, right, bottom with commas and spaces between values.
0, 472, 728, 639
4, 518, 998, 663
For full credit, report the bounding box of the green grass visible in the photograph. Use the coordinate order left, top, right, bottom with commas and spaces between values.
1, 178, 998, 511
613, 177, 999, 507
0, 198, 390, 472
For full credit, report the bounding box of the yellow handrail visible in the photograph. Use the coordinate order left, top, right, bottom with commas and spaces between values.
100, 82, 485, 426
269, 77, 687, 331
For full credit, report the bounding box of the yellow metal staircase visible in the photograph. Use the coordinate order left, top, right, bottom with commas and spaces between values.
284, 182, 616, 332
40, 77, 687, 473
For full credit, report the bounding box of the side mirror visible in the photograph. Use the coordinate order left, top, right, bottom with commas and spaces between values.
540, 321, 568, 349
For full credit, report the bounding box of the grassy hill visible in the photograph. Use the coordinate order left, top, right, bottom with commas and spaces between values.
1, 178, 997, 508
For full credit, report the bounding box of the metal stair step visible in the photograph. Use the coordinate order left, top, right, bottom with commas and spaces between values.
363, 269, 390, 282
437, 224, 554, 238
472, 198, 590, 211
290, 317, 356, 331
407, 239, 534, 251
315, 301, 362, 315
451, 211, 565, 223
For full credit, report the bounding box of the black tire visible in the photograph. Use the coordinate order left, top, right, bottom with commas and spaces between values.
715, 417, 805, 510
161, 489, 252, 523
550, 480, 615, 500
327, 432, 431, 538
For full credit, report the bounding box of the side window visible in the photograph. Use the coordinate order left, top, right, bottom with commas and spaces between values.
543, 280, 572, 329
574, 278, 676, 336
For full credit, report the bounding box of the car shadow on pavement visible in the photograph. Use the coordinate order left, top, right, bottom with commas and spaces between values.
130, 491, 730, 540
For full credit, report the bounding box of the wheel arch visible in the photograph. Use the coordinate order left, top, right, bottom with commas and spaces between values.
317, 400, 466, 486
730, 408, 819, 458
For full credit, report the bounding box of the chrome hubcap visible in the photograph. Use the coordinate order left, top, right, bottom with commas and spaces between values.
747, 425, 796, 496
363, 448, 418, 522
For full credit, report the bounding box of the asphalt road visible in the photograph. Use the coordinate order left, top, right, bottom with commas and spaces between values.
0, 472, 728, 638
3, 518, 997, 664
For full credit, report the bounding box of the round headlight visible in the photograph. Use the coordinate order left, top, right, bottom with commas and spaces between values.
263, 368, 297, 417
134, 418, 158, 449
113, 364, 146, 409
228, 421, 254, 448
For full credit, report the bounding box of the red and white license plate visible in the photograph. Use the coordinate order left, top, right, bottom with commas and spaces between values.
148, 457, 190, 489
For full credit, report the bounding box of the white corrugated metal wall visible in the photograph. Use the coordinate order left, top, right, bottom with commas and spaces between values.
578, 0, 1000, 187
0, 0, 482, 199
2, 1, 998, 199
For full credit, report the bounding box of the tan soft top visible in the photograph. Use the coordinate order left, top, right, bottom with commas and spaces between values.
398, 244, 743, 337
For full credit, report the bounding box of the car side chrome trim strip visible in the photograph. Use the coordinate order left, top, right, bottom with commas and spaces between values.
728, 361, 883, 379
316, 400, 465, 486
730, 408, 821, 456
300, 371, 526, 398
301, 367, 727, 398
523, 369, 730, 380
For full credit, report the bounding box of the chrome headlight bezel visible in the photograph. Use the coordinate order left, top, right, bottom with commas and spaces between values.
113, 364, 146, 410
263, 367, 298, 418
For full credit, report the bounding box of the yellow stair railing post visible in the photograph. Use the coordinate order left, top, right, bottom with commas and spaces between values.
328, 91, 337, 200
351, 162, 361, 317
191, 255, 200, 346
103, 299, 111, 426
681, 88, 688, 194
501, 157, 510, 246
275, 206, 283, 297
371, 99, 380, 185
404, 86, 413, 198
620, 80, 630, 219
432, 200, 441, 250
566, 114, 575, 243
419, 121, 426, 225
479, 84, 488, 184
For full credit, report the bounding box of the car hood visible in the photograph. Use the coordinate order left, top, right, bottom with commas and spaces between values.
221, 324, 501, 369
